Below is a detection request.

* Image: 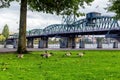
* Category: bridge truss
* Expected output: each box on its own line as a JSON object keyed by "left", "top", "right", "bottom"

{"left": 12, "top": 12, "right": 120, "bottom": 38}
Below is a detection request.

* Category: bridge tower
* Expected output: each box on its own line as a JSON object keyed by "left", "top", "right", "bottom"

{"left": 86, "top": 12, "right": 101, "bottom": 28}
{"left": 86, "top": 12, "right": 103, "bottom": 48}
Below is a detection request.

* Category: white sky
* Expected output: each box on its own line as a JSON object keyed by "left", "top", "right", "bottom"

{"left": 0, "top": 0, "right": 116, "bottom": 33}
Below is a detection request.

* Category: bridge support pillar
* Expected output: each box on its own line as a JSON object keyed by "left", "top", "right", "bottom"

{"left": 79, "top": 39, "right": 85, "bottom": 48}
{"left": 4, "top": 41, "right": 7, "bottom": 48}
{"left": 60, "top": 36, "right": 76, "bottom": 48}
{"left": 38, "top": 37, "right": 48, "bottom": 48}
{"left": 59, "top": 37, "right": 68, "bottom": 48}
{"left": 27, "top": 38, "right": 34, "bottom": 48}
{"left": 97, "top": 42, "right": 102, "bottom": 48}
{"left": 113, "top": 41, "right": 118, "bottom": 48}
{"left": 68, "top": 36, "right": 76, "bottom": 48}
{"left": 97, "top": 41, "right": 102, "bottom": 48}
{"left": 13, "top": 39, "right": 17, "bottom": 48}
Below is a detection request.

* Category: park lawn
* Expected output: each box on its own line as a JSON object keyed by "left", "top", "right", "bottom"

{"left": 0, "top": 50, "right": 120, "bottom": 80}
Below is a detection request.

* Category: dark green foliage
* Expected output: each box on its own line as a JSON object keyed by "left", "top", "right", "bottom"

{"left": 28, "top": 0, "right": 93, "bottom": 16}
{"left": 2, "top": 24, "right": 9, "bottom": 39}
{"left": 108, "top": 0, "right": 120, "bottom": 19}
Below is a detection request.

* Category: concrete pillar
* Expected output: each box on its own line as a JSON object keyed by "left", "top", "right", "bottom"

{"left": 59, "top": 37, "right": 68, "bottom": 48}
{"left": 38, "top": 40, "right": 43, "bottom": 48}
{"left": 13, "top": 39, "right": 17, "bottom": 48}
{"left": 68, "top": 37, "right": 76, "bottom": 48}
{"left": 38, "top": 37, "right": 48, "bottom": 48}
{"left": 79, "top": 39, "right": 85, "bottom": 48}
{"left": 113, "top": 41, "right": 118, "bottom": 48}
{"left": 27, "top": 38, "right": 34, "bottom": 48}
{"left": 4, "top": 41, "right": 7, "bottom": 48}
{"left": 97, "top": 42, "right": 102, "bottom": 48}
{"left": 96, "top": 38, "right": 103, "bottom": 48}
{"left": 60, "top": 36, "right": 76, "bottom": 48}
{"left": 113, "top": 37, "right": 120, "bottom": 48}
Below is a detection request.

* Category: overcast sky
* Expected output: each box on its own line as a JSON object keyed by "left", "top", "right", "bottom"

{"left": 0, "top": 0, "right": 116, "bottom": 33}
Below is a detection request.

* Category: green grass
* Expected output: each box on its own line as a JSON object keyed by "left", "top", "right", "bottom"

{"left": 0, "top": 50, "right": 120, "bottom": 80}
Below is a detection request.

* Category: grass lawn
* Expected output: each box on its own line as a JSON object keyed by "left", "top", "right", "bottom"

{"left": 0, "top": 50, "right": 120, "bottom": 80}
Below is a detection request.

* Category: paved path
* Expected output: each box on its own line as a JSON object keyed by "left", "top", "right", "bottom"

{"left": 0, "top": 48, "right": 120, "bottom": 53}
{"left": 0, "top": 48, "right": 16, "bottom": 53}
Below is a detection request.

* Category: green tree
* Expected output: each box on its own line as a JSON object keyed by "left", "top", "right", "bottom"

{"left": 0, "top": 0, "right": 93, "bottom": 53}
{"left": 0, "top": 34, "right": 5, "bottom": 41}
{"left": 108, "top": 0, "right": 120, "bottom": 19}
{"left": 2, "top": 24, "right": 9, "bottom": 39}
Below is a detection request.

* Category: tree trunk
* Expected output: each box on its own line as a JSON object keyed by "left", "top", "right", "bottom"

{"left": 17, "top": 0, "right": 27, "bottom": 53}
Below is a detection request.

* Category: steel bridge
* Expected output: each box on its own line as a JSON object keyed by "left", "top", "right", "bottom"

{"left": 6, "top": 12, "right": 120, "bottom": 49}
{"left": 10, "top": 12, "right": 120, "bottom": 38}
{"left": 9, "top": 12, "right": 120, "bottom": 38}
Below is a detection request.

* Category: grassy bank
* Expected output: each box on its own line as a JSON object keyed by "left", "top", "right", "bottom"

{"left": 0, "top": 50, "right": 120, "bottom": 80}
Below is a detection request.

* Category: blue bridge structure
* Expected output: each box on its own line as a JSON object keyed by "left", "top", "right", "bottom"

{"left": 6, "top": 12, "right": 120, "bottom": 49}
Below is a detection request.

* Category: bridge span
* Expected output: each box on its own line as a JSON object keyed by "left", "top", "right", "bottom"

{"left": 5, "top": 12, "right": 120, "bottom": 49}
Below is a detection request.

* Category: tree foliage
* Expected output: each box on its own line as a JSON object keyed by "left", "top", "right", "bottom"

{"left": 2, "top": 24, "right": 9, "bottom": 39}
{"left": 1, "top": 0, "right": 93, "bottom": 16}
{"left": 0, "top": 34, "right": 5, "bottom": 41}
{"left": 28, "top": 0, "right": 93, "bottom": 16}
{"left": 108, "top": 0, "right": 120, "bottom": 19}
